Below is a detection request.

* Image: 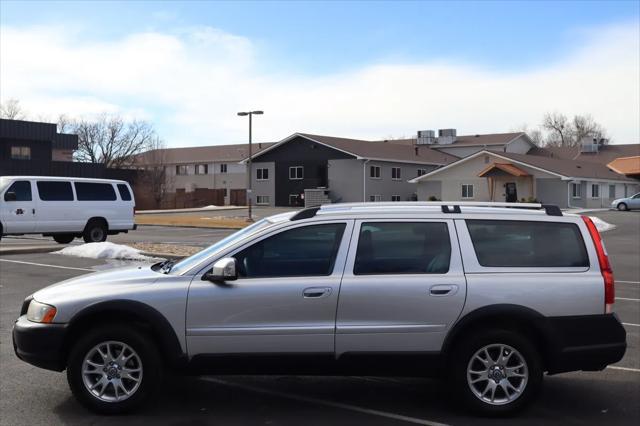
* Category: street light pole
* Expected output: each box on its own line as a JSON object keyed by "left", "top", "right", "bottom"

{"left": 237, "top": 110, "right": 263, "bottom": 222}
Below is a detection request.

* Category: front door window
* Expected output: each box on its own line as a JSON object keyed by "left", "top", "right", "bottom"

{"left": 505, "top": 182, "right": 518, "bottom": 202}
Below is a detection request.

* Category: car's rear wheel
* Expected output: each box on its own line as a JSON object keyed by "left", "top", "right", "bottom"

{"left": 67, "top": 325, "right": 162, "bottom": 414}
{"left": 83, "top": 220, "right": 108, "bottom": 243}
{"left": 53, "top": 234, "right": 75, "bottom": 244}
{"left": 617, "top": 203, "right": 628, "bottom": 211}
{"left": 451, "top": 329, "right": 542, "bottom": 416}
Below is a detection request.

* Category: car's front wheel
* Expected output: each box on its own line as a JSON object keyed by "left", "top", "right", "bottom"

{"left": 451, "top": 329, "right": 542, "bottom": 416}
{"left": 617, "top": 203, "right": 628, "bottom": 211}
{"left": 67, "top": 325, "right": 162, "bottom": 414}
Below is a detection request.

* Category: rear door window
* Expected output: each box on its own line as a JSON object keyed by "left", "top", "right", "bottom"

{"left": 74, "top": 182, "right": 117, "bottom": 201}
{"left": 117, "top": 184, "right": 132, "bottom": 201}
{"left": 466, "top": 220, "right": 588, "bottom": 267}
{"left": 37, "top": 181, "right": 74, "bottom": 201}
{"left": 4, "top": 181, "right": 32, "bottom": 201}
{"left": 354, "top": 222, "right": 451, "bottom": 275}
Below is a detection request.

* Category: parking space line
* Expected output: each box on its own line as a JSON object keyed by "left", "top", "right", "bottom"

{"left": 0, "top": 259, "right": 94, "bottom": 272}
{"left": 203, "top": 378, "right": 449, "bottom": 426}
{"left": 616, "top": 297, "right": 640, "bottom": 302}
{"left": 622, "top": 322, "right": 639, "bottom": 327}
{"left": 617, "top": 280, "right": 640, "bottom": 285}
{"left": 607, "top": 366, "right": 640, "bottom": 372}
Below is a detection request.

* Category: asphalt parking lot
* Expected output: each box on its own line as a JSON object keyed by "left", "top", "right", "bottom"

{"left": 0, "top": 211, "right": 638, "bottom": 425}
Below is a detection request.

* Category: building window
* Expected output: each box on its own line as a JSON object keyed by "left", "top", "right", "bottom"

{"left": 256, "top": 195, "right": 270, "bottom": 205}
{"left": 391, "top": 195, "right": 401, "bottom": 202}
{"left": 417, "top": 169, "right": 427, "bottom": 177}
{"left": 369, "top": 195, "right": 382, "bottom": 202}
{"left": 370, "top": 165, "right": 381, "bottom": 179}
{"left": 257, "top": 168, "right": 269, "bottom": 180}
{"left": 176, "top": 165, "right": 188, "bottom": 175}
{"left": 10, "top": 146, "right": 31, "bottom": 160}
{"left": 571, "top": 183, "right": 582, "bottom": 199}
{"left": 609, "top": 185, "right": 616, "bottom": 199}
{"left": 391, "top": 167, "right": 401, "bottom": 180}
{"left": 220, "top": 163, "right": 228, "bottom": 173}
{"left": 195, "top": 164, "right": 208, "bottom": 175}
{"left": 462, "top": 184, "right": 474, "bottom": 199}
{"left": 289, "top": 166, "right": 304, "bottom": 180}
{"left": 591, "top": 184, "right": 600, "bottom": 199}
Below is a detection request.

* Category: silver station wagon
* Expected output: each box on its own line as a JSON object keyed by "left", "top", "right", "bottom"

{"left": 13, "top": 202, "right": 626, "bottom": 416}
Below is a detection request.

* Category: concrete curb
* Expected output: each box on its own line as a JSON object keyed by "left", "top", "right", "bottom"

{"left": 140, "top": 251, "right": 187, "bottom": 260}
{"left": 137, "top": 206, "right": 248, "bottom": 215}
{"left": 0, "top": 246, "right": 59, "bottom": 256}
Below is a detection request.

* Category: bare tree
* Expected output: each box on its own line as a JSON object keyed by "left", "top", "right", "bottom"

{"left": 72, "top": 114, "right": 156, "bottom": 168}
{"left": 0, "top": 99, "right": 27, "bottom": 120}
{"left": 511, "top": 124, "right": 544, "bottom": 146}
{"left": 138, "top": 137, "right": 174, "bottom": 209}
{"left": 571, "top": 114, "right": 606, "bottom": 144}
{"left": 542, "top": 112, "right": 570, "bottom": 147}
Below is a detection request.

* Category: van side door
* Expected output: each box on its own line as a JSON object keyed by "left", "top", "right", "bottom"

{"left": 1, "top": 180, "right": 37, "bottom": 234}
{"left": 34, "top": 180, "right": 76, "bottom": 232}
{"left": 335, "top": 219, "right": 466, "bottom": 356}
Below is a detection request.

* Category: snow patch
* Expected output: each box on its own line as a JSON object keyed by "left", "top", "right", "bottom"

{"left": 589, "top": 216, "right": 616, "bottom": 233}
{"left": 56, "top": 242, "right": 154, "bottom": 261}
{"left": 202, "top": 205, "right": 219, "bottom": 209}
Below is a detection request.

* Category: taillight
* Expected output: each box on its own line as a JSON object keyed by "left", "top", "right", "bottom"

{"left": 582, "top": 216, "right": 615, "bottom": 313}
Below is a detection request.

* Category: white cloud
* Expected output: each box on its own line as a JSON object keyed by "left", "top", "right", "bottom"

{"left": 1, "top": 22, "right": 638, "bottom": 145}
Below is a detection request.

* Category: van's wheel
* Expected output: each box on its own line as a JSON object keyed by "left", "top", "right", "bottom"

{"left": 53, "top": 234, "right": 75, "bottom": 244}
{"left": 450, "top": 329, "right": 542, "bottom": 416}
{"left": 67, "top": 324, "right": 162, "bottom": 414}
{"left": 617, "top": 203, "right": 628, "bottom": 211}
{"left": 83, "top": 220, "right": 108, "bottom": 243}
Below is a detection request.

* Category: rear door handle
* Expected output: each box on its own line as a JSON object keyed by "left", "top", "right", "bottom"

{"left": 303, "top": 287, "right": 332, "bottom": 298}
{"left": 429, "top": 285, "right": 458, "bottom": 296}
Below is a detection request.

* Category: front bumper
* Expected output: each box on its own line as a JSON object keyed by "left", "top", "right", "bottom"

{"left": 546, "top": 313, "right": 626, "bottom": 374}
{"left": 12, "top": 315, "right": 67, "bottom": 372}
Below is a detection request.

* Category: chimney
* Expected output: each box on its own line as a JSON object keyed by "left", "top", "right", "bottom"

{"left": 580, "top": 136, "right": 599, "bottom": 153}
{"left": 437, "top": 129, "right": 457, "bottom": 145}
{"left": 416, "top": 130, "right": 436, "bottom": 145}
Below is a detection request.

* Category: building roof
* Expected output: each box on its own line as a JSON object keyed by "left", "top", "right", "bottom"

{"left": 381, "top": 132, "right": 526, "bottom": 148}
{"left": 137, "top": 142, "right": 276, "bottom": 165}
{"left": 410, "top": 149, "right": 637, "bottom": 183}
{"left": 607, "top": 156, "right": 640, "bottom": 176}
{"left": 247, "top": 133, "right": 459, "bottom": 166}
{"left": 0, "top": 118, "right": 78, "bottom": 150}
{"left": 529, "top": 144, "right": 640, "bottom": 165}
{"left": 478, "top": 162, "right": 530, "bottom": 177}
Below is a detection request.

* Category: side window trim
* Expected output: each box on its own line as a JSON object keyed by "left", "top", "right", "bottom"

{"left": 198, "top": 220, "right": 355, "bottom": 279}
{"left": 344, "top": 219, "right": 462, "bottom": 277}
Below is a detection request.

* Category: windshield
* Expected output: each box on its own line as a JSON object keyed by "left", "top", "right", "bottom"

{"left": 168, "top": 218, "right": 273, "bottom": 275}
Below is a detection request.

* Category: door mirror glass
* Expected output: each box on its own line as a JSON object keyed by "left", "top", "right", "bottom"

{"left": 4, "top": 191, "right": 17, "bottom": 202}
{"left": 203, "top": 258, "right": 238, "bottom": 282}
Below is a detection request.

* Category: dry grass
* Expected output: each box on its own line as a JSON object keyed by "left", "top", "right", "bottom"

{"left": 128, "top": 242, "right": 202, "bottom": 257}
{"left": 135, "top": 214, "right": 248, "bottom": 229}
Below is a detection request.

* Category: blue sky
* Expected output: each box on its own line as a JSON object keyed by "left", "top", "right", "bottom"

{"left": 1, "top": 1, "right": 638, "bottom": 146}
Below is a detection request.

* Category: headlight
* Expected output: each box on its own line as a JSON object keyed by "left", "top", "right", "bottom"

{"left": 26, "top": 300, "right": 57, "bottom": 323}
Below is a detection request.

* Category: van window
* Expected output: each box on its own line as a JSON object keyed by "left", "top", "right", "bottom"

{"left": 466, "top": 220, "right": 589, "bottom": 268}
{"left": 75, "top": 182, "right": 117, "bottom": 201}
{"left": 37, "top": 181, "right": 74, "bottom": 201}
{"left": 234, "top": 223, "right": 346, "bottom": 278}
{"left": 354, "top": 222, "right": 451, "bottom": 275}
{"left": 4, "top": 181, "right": 32, "bottom": 201}
{"left": 117, "top": 184, "right": 132, "bottom": 201}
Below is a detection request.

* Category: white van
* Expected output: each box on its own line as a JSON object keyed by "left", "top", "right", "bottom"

{"left": 0, "top": 176, "right": 136, "bottom": 244}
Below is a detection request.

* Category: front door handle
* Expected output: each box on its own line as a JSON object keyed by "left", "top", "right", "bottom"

{"left": 429, "top": 284, "right": 458, "bottom": 296}
{"left": 303, "top": 287, "right": 332, "bottom": 298}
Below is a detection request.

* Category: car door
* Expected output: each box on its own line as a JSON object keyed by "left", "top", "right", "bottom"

{"left": 186, "top": 220, "right": 353, "bottom": 357}
{"left": 1, "top": 180, "right": 37, "bottom": 234}
{"left": 335, "top": 219, "right": 466, "bottom": 356}
{"left": 630, "top": 193, "right": 640, "bottom": 209}
{"left": 34, "top": 180, "right": 76, "bottom": 232}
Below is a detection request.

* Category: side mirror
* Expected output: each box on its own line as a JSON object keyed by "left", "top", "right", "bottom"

{"left": 4, "top": 191, "right": 17, "bottom": 202}
{"left": 203, "top": 258, "right": 238, "bottom": 282}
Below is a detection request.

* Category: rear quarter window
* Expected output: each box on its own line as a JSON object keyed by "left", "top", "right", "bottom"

{"left": 74, "top": 182, "right": 117, "bottom": 201}
{"left": 466, "top": 220, "right": 588, "bottom": 268}
{"left": 37, "top": 181, "right": 74, "bottom": 201}
{"left": 117, "top": 184, "right": 132, "bottom": 201}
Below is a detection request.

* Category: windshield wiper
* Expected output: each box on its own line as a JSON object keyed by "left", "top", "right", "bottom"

{"left": 158, "top": 260, "right": 176, "bottom": 274}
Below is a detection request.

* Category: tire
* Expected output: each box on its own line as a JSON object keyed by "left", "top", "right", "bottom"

{"left": 450, "top": 329, "right": 543, "bottom": 416}
{"left": 617, "top": 203, "right": 628, "bottom": 211}
{"left": 67, "top": 324, "right": 162, "bottom": 414}
{"left": 53, "top": 234, "right": 75, "bottom": 244}
{"left": 83, "top": 220, "right": 108, "bottom": 243}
